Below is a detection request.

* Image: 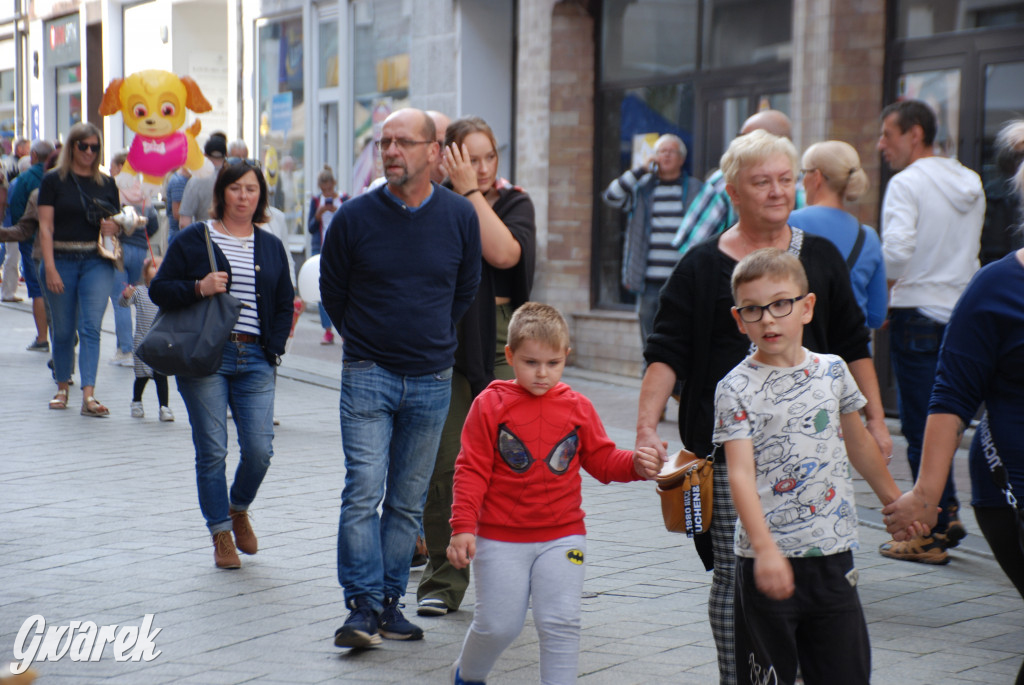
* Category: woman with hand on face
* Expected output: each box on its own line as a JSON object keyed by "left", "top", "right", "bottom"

{"left": 149, "top": 161, "right": 295, "bottom": 570}
{"left": 415, "top": 116, "right": 536, "bottom": 618}
{"left": 37, "top": 122, "right": 122, "bottom": 416}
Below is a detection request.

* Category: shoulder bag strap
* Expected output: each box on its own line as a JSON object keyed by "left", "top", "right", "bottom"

{"left": 204, "top": 221, "right": 218, "bottom": 273}
{"left": 846, "top": 219, "right": 867, "bottom": 271}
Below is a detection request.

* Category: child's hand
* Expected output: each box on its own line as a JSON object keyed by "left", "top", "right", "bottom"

{"left": 633, "top": 446, "right": 663, "bottom": 480}
{"left": 447, "top": 533, "right": 476, "bottom": 569}
{"left": 121, "top": 284, "right": 135, "bottom": 299}
{"left": 754, "top": 548, "right": 794, "bottom": 600}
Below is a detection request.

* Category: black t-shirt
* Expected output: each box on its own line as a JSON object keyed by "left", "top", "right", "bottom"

{"left": 37, "top": 170, "right": 119, "bottom": 243}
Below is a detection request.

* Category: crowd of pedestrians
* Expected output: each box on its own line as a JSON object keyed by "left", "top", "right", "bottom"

{"left": 4, "top": 96, "right": 1023, "bottom": 685}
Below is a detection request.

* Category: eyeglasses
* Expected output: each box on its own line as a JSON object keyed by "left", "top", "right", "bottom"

{"left": 375, "top": 138, "right": 433, "bottom": 151}
{"left": 76, "top": 141, "right": 101, "bottom": 153}
{"left": 800, "top": 168, "right": 817, "bottom": 175}
{"left": 735, "top": 295, "right": 807, "bottom": 323}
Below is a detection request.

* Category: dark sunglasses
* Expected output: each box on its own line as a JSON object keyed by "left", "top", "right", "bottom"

{"left": 76, "top": 141, "right": 101, "bottom": 153}
{"left": 228, "top": 157, "right": 262, "bottom": 170}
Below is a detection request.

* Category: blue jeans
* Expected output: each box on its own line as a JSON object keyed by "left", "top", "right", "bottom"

{"left": 110, "top": 244, "right": 147, "bottom": 353}
{"left": 310, "top": 244, "right": 332, "bottom": 331}
{"left": 20, "top": 240, "right": 41, "bottom": 298}
{"left": 337, "top": 361, "right": 452, "bottom": 611}
{"left": 176, "top": 342, "right": 276, "bottom": 535}
{"left": 889, "top": 308, "right": 958, "bottom": 531}
{"left": 43, "top": 253, "right": 115, "bottom": 387}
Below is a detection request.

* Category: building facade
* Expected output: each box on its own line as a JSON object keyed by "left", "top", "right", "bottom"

{"left": 10, "top": 0, "right": 1024, "bottom": 377}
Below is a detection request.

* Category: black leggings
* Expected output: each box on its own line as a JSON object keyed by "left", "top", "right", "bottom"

{"left": 974, "top": 505, "right": 1024, "bottom": 685}
{"left": 133, "top": 374, "right": 169, "bottom": 406}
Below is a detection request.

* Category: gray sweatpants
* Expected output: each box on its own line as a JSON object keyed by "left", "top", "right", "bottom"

{"left": 457, "top": 535, "right": 587, "bottom": 684}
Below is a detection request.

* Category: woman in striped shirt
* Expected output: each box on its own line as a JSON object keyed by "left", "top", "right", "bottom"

{"left": 150, "top": 161, "right": 295, "bottom": 570}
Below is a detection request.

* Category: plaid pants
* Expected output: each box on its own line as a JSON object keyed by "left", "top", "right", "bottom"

{"left": 710, "top": 457, "right": 738, "bottom": 685}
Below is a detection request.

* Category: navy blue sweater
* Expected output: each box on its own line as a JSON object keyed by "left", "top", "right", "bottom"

{"left": 149, "top": 221, "right": 295, "bottom": 364}
{"left": 320, "top": 184, "right": 482, "bottom": 376}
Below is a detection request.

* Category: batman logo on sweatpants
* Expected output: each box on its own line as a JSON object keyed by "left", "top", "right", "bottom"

{"left": 566, "top": 549, "right": 584, "bottom": 565}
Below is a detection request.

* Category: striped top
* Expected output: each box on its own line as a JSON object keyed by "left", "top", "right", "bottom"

{"left": 646, "top": 178, "right": 688, "bottom": 282}
{"left": 208, "top": 225, "right": 260, "bottom": 336}
{"left": 120, "top": 284, "right": 160, "bottom": 379}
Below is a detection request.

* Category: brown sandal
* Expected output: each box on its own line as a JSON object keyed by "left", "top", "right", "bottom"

{"left": 81, "top": 396, "right": 110, "bottom": 417}
{"left": 49, "top": 388, "right": 69, "bottom": 410}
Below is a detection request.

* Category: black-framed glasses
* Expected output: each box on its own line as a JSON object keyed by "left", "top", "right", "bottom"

{"left": 375, "top": 138, "right": 432, "bottom": 151}
{"left": 76, "top": 141, "right": 101, "bottom": 153}
{"left": 736, "top": 295, "right": 807, "bottom": 323}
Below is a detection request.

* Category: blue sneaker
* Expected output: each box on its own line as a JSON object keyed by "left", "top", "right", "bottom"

{"left": 378, "top": 596, "right": 424, "bottom": 640}
{"left": 334, "top": 596, "right": 382, "bottom": 649}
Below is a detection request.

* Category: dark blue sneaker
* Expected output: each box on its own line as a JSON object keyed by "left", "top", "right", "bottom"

{"left": 334, "top": 596, "right": 382, "bottom": 649}
{"left": 378, "top": 596, "right": 424, "bottom": 640}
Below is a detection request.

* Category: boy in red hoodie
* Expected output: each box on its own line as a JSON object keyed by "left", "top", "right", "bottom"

{"left": 447, "top": 302, "right": 662, "bottom": 685}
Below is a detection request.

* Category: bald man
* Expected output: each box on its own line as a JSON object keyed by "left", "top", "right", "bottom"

{"left": 672, "top": 109, "right": 804, "bottom": 255}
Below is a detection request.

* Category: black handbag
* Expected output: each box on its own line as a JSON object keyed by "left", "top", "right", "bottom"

{"left": 137, "top": 224, "right": 244, "bottom": 377}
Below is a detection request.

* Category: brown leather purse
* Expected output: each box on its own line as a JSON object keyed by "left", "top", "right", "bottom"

{"left": 655, "top": 447, "right": 714, "bottom": 537}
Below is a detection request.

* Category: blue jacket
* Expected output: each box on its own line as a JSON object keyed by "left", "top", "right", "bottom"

{"left": 9, "top": 163, "right": 44, "bottom": 224}
{"left": 149, "top": 221, "right": 295, "bottom": 364}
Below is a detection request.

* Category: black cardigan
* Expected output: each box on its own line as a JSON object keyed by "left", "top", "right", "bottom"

{"left": 646, "top": 231, "right": 871, "bottom": 459}
{"left": 455, "top": 185, "right": 537, "bottom": 396}
{"left": 149, "top": 221, "right": 295, "bottom": 364}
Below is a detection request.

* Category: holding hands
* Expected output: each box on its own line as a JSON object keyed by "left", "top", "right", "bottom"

{"left": 634, "top": 446, "right": 664, "bottom": 480}
{"left": 881, "top": 488, "right": 939, "bottom": 541}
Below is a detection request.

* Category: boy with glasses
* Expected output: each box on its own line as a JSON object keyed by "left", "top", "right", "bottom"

{"left": 446, "top": 302, "right": 661, "bottom": 685}
{"left": 712, "top": 248, "right": 900, "bottom": 685}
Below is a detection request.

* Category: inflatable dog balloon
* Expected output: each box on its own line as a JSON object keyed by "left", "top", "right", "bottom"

{"left": 100, "top": 70, "right": 214, "bottom": 203}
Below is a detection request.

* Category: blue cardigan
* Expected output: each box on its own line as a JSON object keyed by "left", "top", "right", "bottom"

{"left": 149, "top": 221, "right": 295, "bottom": 364}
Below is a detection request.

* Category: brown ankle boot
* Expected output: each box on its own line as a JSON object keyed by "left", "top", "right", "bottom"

{"left": 213, "top": 530, "right": 241, "bottom": 569}
{"left": 230, "top": 508, "right": 258, "bottom": 555}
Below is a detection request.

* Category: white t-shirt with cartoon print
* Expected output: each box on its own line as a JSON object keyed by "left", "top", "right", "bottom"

{"left": 713, "top": 349, "right": 867, "bottom": 558}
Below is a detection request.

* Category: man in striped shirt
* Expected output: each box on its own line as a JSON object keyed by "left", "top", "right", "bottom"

{"left": 602, "top": 134, "right": 701, "bottom": 349}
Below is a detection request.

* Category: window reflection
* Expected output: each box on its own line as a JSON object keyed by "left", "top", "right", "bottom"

{"left": 601, "top": 0, "right": 697, "bottom": 83}
{"left": 897, "top": 0, "right": 1024, "bottom": 38}
{"left": 703, "top": 0, "right": 791, "bottom": 68}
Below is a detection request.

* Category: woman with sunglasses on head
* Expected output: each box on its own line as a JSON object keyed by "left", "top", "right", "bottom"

{"left": 788, "top": 141, "right": 887, "bottom": 330}
{"left": 637, "top": 130, "right": 891, "bottom": 685}
{"left": 150, "top": 161, "right": 295, "bottom": 569}
{"left": 37, "top": 122, "right": 122, "bottom": 416}
{"left": 415, "top": 116, "right": 536, "bottom": 618}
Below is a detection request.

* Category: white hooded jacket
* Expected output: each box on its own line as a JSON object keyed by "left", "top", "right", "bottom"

{"left": 881, "top": 156, "right": 985, "bottom": 322}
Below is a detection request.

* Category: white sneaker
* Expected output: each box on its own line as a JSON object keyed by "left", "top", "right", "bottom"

{"left": 159, "top": 406, "right": 175, "bottom": 422}
{"left": 109, "top": 350, "right": 133, "bottom": 366}
{"left": 130, "top": 401, "right": 144, "bottom": 418}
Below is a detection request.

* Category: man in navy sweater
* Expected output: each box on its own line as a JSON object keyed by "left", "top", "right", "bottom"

{"left": 321, "top": 108, "right": 482, "bottom": 649}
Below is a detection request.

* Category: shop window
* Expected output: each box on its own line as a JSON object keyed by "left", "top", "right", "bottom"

{"left": 897, "top": 69, "right": 961, "bottom": 159}
{"left": 56, "top": 65, "right": 82, "bottom": 141}
{"left": 319, "top": 19, "right": 339, "bottom": 88}
{"left": 257, "top": 16, "right": 305, "bottom": 232}
{"left": 600, "top": 0, "right": 697, "bottom": 83}
{"left": 595, "top": 83, "right": 696, "bottom": 308}
{"left": 350, "top": 0, "right": 410, "bottom": 195}
{"left": 897, "top": 0, "right": 1024, "bottom": 38}
{"left": 702, "top": 0, "right": 791, "bottom": 68}
{"left": 0, "top": 69, "right": 14, "bottom": 143}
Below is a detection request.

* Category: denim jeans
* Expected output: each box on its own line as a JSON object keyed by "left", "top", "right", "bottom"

{"left": 176, "top": 342, "right": 276, "bottom": 535}
{"left": 19, "top": 239, "right": 41, "bottom": 298}
{"left": 110, "top": 243, "right": 148, "bottom": 353}
{"left": 43, "top": 253, "right": 116, "bottom": 387}
{"left": 337, "top": 361, "right": 452, "bottom": 611}
{"left": 889, "top": 308, "right": 958, "bottom": 530}
{"left": 309, "top": 244, "right": 332, "bottom": 331}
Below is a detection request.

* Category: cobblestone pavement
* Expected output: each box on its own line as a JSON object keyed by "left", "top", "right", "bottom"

{"left": 1, "top": 296, "right": 1021, "bottom": 684}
